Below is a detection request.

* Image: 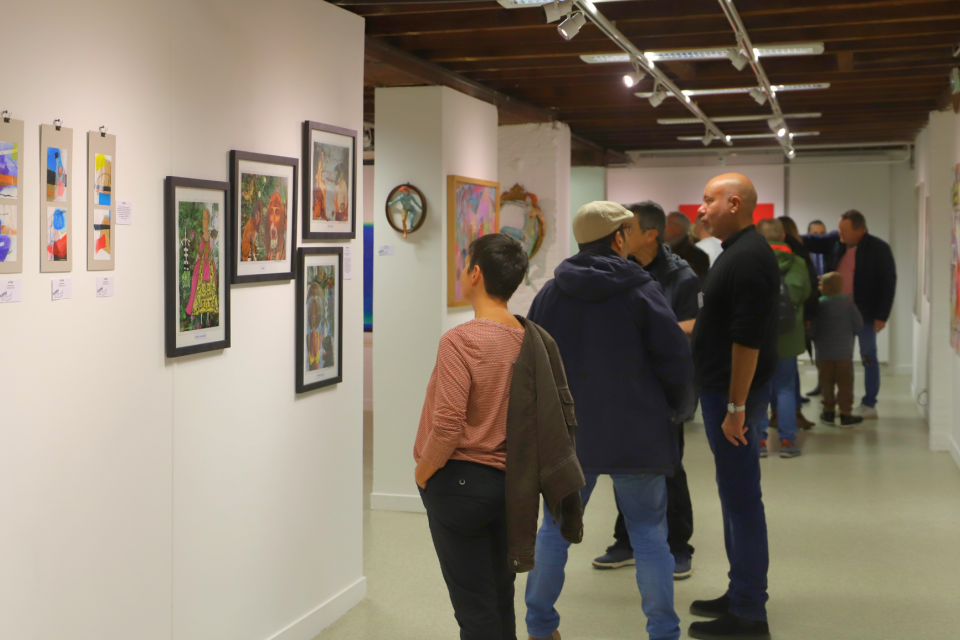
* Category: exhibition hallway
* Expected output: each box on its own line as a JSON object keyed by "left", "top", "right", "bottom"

{"left": 317, "top": 368, "right": 960, "bottom": 640}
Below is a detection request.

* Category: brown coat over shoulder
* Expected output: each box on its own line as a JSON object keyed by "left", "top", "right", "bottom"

{"left": 506, "top": 316, "right": 586, "bottom": 573}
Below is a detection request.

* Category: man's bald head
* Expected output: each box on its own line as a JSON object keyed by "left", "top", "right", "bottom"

{"left": 698, "top": 173, "right": 759, "bottom": 241}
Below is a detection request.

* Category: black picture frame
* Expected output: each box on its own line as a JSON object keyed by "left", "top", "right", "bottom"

{"left": 164, "top": 176, "right": 232, "bottom": 358}
{"left": 296, "top": 246, "right": 344, "bottom": 393}
{"left": 302, "top": 120, "right": 357, "bottom": 241}
{"left": 229, "top": 150, "right": 299, "bottom": 284}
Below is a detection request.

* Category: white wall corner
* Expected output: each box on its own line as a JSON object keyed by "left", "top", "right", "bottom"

{"left": 950, "top": 437, "right": 960, "bottom": 472}
{"left": 267, "top": 577, "right": 367, "bottom": 640}
{"left": 894, "top": 364, "right": 914, "bottom": 376}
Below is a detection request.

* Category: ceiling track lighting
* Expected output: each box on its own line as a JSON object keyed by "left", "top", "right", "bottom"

{"left": 726, "top": 47, "right": 750, "bottom": 71}
{"left": 787, "top": 147, "right": 797, "bottom": 159}
{"left": 648, "top": 85, "right": 668, "bottom": 108}
{"left": 580, "top": 42, "right": 824, "bottom": 65}
{"left": 622, "top": 57, "right": 645, "bottom": 88}
{"left": 657, "top": 113, "right": 821, "bottom": 125}
{"left": 677, "top": 132, "right": 819, "bottom": 142}
{"left": 557, "top": 11, "right": 586, "bottom": 40}
{"left": 748, "top": 87, "right": 767, "bottom": 105}
{"left": 702, "top": 129, "right": 716, "bottom": 146}
{"left": 542, "top": 0, "right": 573, "bottom": 23}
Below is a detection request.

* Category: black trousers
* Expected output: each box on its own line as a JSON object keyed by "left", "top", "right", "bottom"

{"left": 419, "top": 460, "right": 517, "bottom": 640}
{"left": 613, "top": 423, "right": 694, "bottom": 557}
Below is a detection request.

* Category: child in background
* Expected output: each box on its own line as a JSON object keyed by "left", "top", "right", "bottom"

{"left": 811, "top": 272, "right": 865, "bottom": 427}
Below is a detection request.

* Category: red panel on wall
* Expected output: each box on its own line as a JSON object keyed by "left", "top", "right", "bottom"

{"left": 678, "top": 203, "right": 775, "bottom": 225}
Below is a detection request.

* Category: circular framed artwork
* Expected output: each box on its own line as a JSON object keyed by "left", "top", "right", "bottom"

{"left": 385, "top": 183, "right": 427, "bottom": 238}
{"left": 500, "top": 183, "right": 545, "bottom": 259}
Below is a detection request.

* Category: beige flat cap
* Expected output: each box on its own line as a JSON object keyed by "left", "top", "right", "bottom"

{"left": 573, "top": 201, "right": 634, "bottom": 244}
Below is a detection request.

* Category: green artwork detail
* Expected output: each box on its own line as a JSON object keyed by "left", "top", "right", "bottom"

{"left": 178, "top": 201, "right": 221, "bottom": 332}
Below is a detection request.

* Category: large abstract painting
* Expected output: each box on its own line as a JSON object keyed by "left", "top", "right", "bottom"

{"left": 447, "top": 175, "right": 500, "bottom": 307}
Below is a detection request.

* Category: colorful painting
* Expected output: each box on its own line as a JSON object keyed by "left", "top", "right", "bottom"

{"left": 386, "top": 184, "right": 426, "bottom": 238}
{"left": 500, "top": 183, "right": 545, "bottom": 260}
{"left": 311, "top": 142, "right": 350, "bottom": 223}
{"left": 0, "top": 204, "right": 16, "bottom": 262}
{"left": 178, "top": 202, "right": 220, "bottom": 332}
{"left": 952, "top": 165, "right": 960, "bottom": 354}
{"left": 447, "top": 176, "right": 500, "bottom": 307}
{"left": 93, "top": 209, "right": 111, "bottom": 261}
{"left": 46, "top": 147, "right": 68, "bottom": 202}
{"left": 46, "top": 206, "right": 68, "bottom": 261}
{"left": 95, "top": 153, "right": 112, "bottom": 206}
{"left": 240, "top": 172, "right": 288, "bottom": 262}
{"left": 0, "top": 141, "right": 17, "bottom": 198}
{"left": 305, "top": 264, "right": 337, "bottom": 372}
{"left": 363, "top": 222, "right": 373, "bottom": 331}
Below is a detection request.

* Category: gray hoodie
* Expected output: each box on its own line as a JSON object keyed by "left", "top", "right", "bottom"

{"left": 810, "top": 295, "right": 864, "bottom": 361}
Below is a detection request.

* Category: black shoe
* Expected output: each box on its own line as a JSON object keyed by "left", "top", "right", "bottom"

{"left": 688, "top": 613, "right": 770, "bottom": 640}
{"left": 840, "top": 414, "right": 864, "bottom": 427}
{"left": 800, "top": 396, "right": 811, "bottom": 404}
{"left": 820, "top": 411, "right": 835, "bottom": 426}
{"left": 690, "top": 594, "right": 729, "bottom": 619}
{"left": 806, "top": 385, "right": 822, "bottom": 397}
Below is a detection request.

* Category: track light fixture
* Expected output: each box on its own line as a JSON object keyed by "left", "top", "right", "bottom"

{"left": 748, "top": 87, "right": 767, "bottom": 105}
{"left": 767, "top": 118, "right": 787, "bottom": 137}
{"left": 787, "top": 148, "right": 796, "bottom": 159}
{"left": 702, "top": 130, "right": 716, "bottom": 146}
{"left": 543, "top": 0, "right": 573, "bottom": 23}
{"left": 557, "top": 12, "right": 586, "bottom": 40}
{"left": 726, "top": 48, "right": 750, "bottom": 71}
{"left": 623, "top": 58, "right": 645, "bottom": 88}
{"left": 648, "top": 85, "right": 668, "bottom": 108}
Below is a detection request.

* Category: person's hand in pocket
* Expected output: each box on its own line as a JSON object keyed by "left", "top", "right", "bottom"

{"left": 415, "top": 458, "right": 439, "bottom": 489}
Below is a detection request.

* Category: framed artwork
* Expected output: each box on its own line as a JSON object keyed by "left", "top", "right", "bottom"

{"left": 87, "top": 130, "right": 116, "bottom": 270}
{"left": 501, "top": 183, "right": 545, "bottom": 259}
{"left": 296, "top": 247, "right": 343, "bottom": 392}
{"left": 952, "top": 165, "right": 960, "bottom": 354}
{"left": 302, "top": 120, "right": 356, "bottom": 240}
{"left": 385, "top": 183, "right": 426, "bottom": 238}
{"left": 0, "top": 116, "right": 24, "bottom": 274}
{"left": 40, "top": 123, "right": 73, "bottom": 273}
{"left": 447, "top": 175, "right": 500, "bottom": 307}
{"left": 229, "top": 150, "right": 298, "bottom": 283}
{"left": 164, "top": 176, "right": 231, "bottom": 358}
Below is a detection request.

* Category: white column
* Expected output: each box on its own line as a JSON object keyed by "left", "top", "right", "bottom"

{"left": 371, "top": 86, "right": 498, "bottom": 512}
{"left": 498, "top": 123, "right": 572, "bottom": 316}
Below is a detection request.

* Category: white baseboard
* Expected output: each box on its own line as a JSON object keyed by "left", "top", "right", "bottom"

{"left": 894, "top": 364, "right": 913, "bottom": 376}
{"left": 267, "top": 576, "right": 367, "bottom": 640}
{"left": 951, "top": 437, "right": 960, "bottom": 472}
{"left": 370, "top": 492, "right": 426, "bottom": 513}
{"left": 930, "top": 433, "right": 952, "bottom": 452}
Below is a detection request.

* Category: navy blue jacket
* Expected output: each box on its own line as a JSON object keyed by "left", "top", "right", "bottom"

{"left": 527, "top": 245, "right": 695, "bottom": 476}
{"left": 632, "top": 244, "right": 701, "bottom": 323}
{"left": 801, "top": 231, "right": 897, "bottom": 324}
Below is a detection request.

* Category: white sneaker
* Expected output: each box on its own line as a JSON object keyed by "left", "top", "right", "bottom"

{"left": 859, "top": 405, "right": 879, "bottom": 420}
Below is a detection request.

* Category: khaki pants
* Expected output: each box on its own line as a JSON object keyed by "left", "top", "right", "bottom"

{"left": 817, "top": 359, "right": 854, "bottom": 415}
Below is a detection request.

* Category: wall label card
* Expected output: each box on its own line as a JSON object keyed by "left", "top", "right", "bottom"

{"left": 344, "top": 246, "right": 352, "bottom": 280}
{"left": 377, "top": 244, "right": 394, "bottom": 257}
{"left": 117, "top": 200, "right": 133, "bottom": 225}
{"left": 51, "top": 277, "right": 72, "bottom": 301}
{"left": 0, "top": 278, "right": 21, "bottom": 303}
{"left": 96, "top": 276, "right": 114, "bottom": 297}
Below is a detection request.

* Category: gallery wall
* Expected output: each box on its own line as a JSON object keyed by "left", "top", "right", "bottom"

{"left": 0, "top": 2, "right": 366, "bottom": 640}
{"left": 570, "top": 166, "right": 607, "bottom": 256}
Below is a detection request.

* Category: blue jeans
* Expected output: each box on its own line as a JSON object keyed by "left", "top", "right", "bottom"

{"left": 858, "top": 324, "right": 879, "bottom": 408}
{"left": 525, "top": 474, "right": 679, "bottom": 640}
{"left": 760, "top": 358, "right": 799, "bottom": 444}
{"left": 700, "top": 387, "right": 770, "bottom": 622}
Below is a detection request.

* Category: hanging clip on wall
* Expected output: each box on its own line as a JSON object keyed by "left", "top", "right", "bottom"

{"left": 54, "top": 119, "right": 63, "bottom": 131}
{"left": 1, "top": 110, "right": 10, "bottom": 123}
{"left": 100, "top": 125, "right": 108, "bottom": 138}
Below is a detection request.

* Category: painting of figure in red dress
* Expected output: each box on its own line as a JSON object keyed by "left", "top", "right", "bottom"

{"left": 178, "top": 202, "right": 220, "bottom": 331}
{"left": 312, "top": 142, "right": 350, "bottom": 222}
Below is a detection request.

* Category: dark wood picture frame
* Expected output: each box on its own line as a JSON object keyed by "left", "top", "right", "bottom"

{"left": 229, "top": 150, "right": 299, "bottom": 284}
{"left": 296, "top": 246, "right": 344, "bottom": 393}
{"left": 164, "top": 176, "right": 232, "bottom": 358}
{"left": 385, "top": 183, "right": 427, "bottom": 238}
{"left": 302, "top": 120, "right": 357, "bottom": 241}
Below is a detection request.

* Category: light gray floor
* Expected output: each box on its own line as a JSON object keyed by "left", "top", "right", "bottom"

{"left": 319, "top": 368, "right": 960, "bottom": 639}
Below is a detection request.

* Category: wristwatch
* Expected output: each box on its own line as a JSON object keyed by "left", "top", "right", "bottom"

{"left": 727, "top": 403, "right": 746, "bottom": 414}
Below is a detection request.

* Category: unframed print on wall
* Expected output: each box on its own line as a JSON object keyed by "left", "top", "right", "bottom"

{"left": 0, "top": 118, "right": 24, "bottom": 273}
{"left": 447, "top": 175, "right": 500, "bottom": 307}
{"left": 952, "top": 165, "right": 960, "bottom": 354}
{"left": 296, "top": 247, "right": 343, "bottom": 392}
{"left": 230, "top": 151, "right": 298, "bottom": 283}
{"left": 40, "top": 123, "right": 73, "bottom": 273}
{"left": 87, "top": 131, "right": 116, "bottom": 270}
{"left": 302, "top": 120, "right": 357, "bottom": 240}
{"left": 164, "top": 177, "right": 231, "bottom": 358}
